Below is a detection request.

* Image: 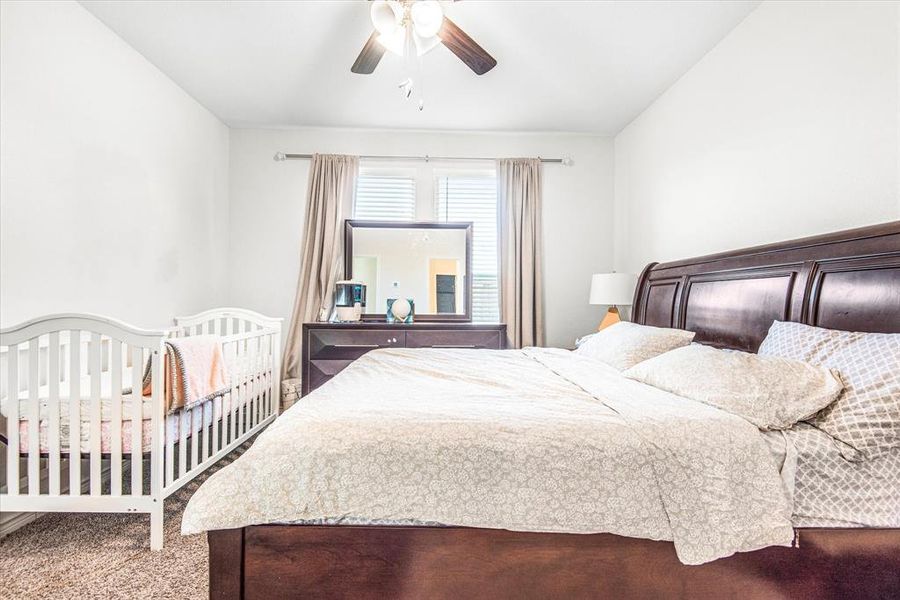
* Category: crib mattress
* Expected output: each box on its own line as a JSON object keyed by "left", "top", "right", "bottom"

{"left": 1, "top": 376, "right": 271, "bottom": 454}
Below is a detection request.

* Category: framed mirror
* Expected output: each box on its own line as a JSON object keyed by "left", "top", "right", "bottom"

{"left": 344, "top": 220, "right": 473, "bottom": 322}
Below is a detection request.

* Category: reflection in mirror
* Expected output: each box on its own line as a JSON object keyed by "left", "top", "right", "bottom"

{"left": 347, "top": 222, "right": 471, "bottom": 321}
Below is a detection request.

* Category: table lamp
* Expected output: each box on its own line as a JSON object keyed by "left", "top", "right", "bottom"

{"left": 589, "top": 273, "right": 638, "bottom": 330}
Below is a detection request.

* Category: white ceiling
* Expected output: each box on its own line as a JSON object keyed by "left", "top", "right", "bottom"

{"left": 79, "top": 0, "right": 760, "bottom": 134}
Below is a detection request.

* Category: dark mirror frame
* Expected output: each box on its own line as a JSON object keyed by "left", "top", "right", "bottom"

{"left": 344, "top": 220, "right": 474, "bottom": 322}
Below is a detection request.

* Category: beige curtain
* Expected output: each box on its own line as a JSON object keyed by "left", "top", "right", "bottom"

{"left": 498, "top": 158, "right": 544, "bottom": 348}
{"left": 282, "top": 154, "right": 359, "bottom": 379}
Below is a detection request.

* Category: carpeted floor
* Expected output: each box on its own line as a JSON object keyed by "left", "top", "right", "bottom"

{"left": 0, "top": 443, "right": 250, "bottom": 600}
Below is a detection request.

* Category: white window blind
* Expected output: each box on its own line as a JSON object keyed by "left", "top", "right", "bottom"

{"left": 435, "top": 174, "right": 500, "bottom": 323}
{"left": 354, "top": 175, "right": 416, "bottom": 221}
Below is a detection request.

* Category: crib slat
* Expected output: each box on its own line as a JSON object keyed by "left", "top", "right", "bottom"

{"left": 166, "top": 343, "right": 175, "bottom": 484}
{"left": 26, "top": 340, "right": 40, "bottom": 495}
{"left": 48, "top": 332, "right": 61, "bottom": 495}
{"left": 268, "top": 333, "right": 275, "bottom": 417}
{"left": 258, "top": 335, "right": 265, "bottom": 422}
{"left": 262, "top": 334, "right": 269, "bottom": 420}
{"left": 201, "top": 401, "right": 210, "bottom": 463}
{"left": 265, "top": 333, "right": 272, "bottom": 418}
{"left": 261, "top": 334, "right": 269, "bottom": 419}
{"left": 131, "top": 346, "right": 143, "bottom": 496}
{"left": 6, "top": 344, "right": 19, "bottom": 495}
{"left": 149, "top": 346, "right": 163, "bottom": 509}
{"left": 110, "top": 340, "right": 123, "bottom": 496}
{"left": 249, "top": 336, "right": 259, "bottom": 429}
{"left": 69, "top": 332, "right": 81, "bottom": 496}
{"left": 190, "top": 405, "right": 200, "bottom": 470}
{"left": 260, "top": 335, "right": 268, "bottom": 419}
{"left": 89, "top": 333, "right": 102, "bottom": 496}
{"left": 237, "top": 339, "right": 246, "bottom": 436}
{"left": 178, "top": 402, "right": 188, "bottom": 479}
{"left": 166, "top": 413, "right": 175, "bottom": 487}
{"left": 233, "top": 338, "right": 241, "bottom": 442}
{"left": 211, "top": 391, "right": 220, "bottom": 456}
{"left": 245, "top": 338, "right": 254, "bottom": 432}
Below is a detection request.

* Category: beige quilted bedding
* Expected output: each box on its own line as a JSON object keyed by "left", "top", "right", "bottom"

{"left": 181, "top": 347, "right": 794, "bottom": 565}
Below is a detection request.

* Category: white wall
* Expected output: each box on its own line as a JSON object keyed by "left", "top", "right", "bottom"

{"left": 228, "top": 128, "right": 614, "bottom": 348}
{"left": 614, "top": 0, "right": 900, "bottom": 273}
{"left": 0, "top": 0, "right": 230, "bottom": 329}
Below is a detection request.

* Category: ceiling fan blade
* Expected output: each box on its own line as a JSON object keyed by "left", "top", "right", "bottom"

{"left": 437, "top": 17, "right": 497, "bottom": 75}
{"left": 351, "top": 31, "right": 386, "bottom": 74}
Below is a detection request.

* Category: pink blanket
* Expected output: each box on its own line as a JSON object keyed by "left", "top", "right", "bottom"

{"left": 143, "top": 336, "right": 228, "bottom": 413}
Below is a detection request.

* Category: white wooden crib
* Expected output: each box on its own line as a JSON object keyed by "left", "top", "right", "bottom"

{"left": 0, "top": 308, "right": 281, "bottom": 550}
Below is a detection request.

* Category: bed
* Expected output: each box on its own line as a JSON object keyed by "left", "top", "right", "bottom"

{"left": 199, "top": 222, "right": 899, "bottom": 599}
{"left": 0, "top": 307, "right": 282, "bottom": 550}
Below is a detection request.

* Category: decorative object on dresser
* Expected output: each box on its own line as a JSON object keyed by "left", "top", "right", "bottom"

{"left": 301, "top": 322, "right": 505, "bottom": 396}
{"left": 589, "top": 272, "right": 638, "bottom": 330}
{"left": 386, "top": 296, "right": 414, "bottom": 323}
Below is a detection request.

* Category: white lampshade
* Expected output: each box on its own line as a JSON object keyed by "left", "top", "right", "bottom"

{"left": 589, "top": 273, "right": 637, "bottom": 306}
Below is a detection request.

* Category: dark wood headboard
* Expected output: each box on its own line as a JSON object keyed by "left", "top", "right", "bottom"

{"left": 632, "top": 221, "right": 900, "bottom": 352}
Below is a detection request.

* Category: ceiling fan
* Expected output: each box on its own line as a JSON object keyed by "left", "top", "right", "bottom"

{"left": 351, "top": 0, "right": 497, "bottom": 76}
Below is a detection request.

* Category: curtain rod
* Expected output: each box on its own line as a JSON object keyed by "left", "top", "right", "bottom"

{"left": 273, "top": 152, "right": 573, "bottom": 165}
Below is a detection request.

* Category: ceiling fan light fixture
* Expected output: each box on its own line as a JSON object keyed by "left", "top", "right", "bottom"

{"left": 370, "top": 0, "right": 400, "bottom": 36}
{"left": 411, "top": 0, "right": 443, "bottom": 38}
{"left": 377, "top": 28, "right": 441, "bottom": 58}
{"left": 416, "top": 34, "right": 441, "bottom": 55}
{"left": 376, "top": 29, "right": 406, "bottom": 56}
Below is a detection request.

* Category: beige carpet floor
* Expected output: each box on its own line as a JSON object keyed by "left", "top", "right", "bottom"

{"left": 0, "top": 443, "right": 250, "bottom": 600}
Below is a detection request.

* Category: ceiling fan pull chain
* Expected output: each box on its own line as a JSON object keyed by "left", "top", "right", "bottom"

{"left": 416, "top": 54, "right": 426, "bottom": 111}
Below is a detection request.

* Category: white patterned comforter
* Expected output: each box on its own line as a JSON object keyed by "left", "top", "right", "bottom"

{"left": 181, "top": 347, "right": 795, "bottom": 565}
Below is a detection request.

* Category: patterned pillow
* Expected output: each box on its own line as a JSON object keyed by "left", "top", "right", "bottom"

{"left": 624, "top": 344, "right": 844, "bottom": 430}
{"left": 574, "top": 321, "right": 695, "bottom": 371}
{"left": 757, "top": 321, "right": 900, "bottom": 460}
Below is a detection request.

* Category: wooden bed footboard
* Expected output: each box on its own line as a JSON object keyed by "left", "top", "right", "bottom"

{"left": 209, "top": 525, "right": 900, "bottom": 600}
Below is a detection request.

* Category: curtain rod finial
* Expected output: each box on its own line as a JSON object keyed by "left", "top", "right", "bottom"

{"left": 562, "top": 155, "right": 575, "bottom": 167}
{"left": 274, "top": 152, "right": 286, "bottom": 162}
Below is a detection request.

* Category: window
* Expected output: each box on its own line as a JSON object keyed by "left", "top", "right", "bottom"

{"left": 353, "top": 165, "right": 501, "bottom": 323}
{"left": 435, "top": 173, "right": 500, "bottom": 323}
{"left": 353, "top": 174, "right": 416, "bottom": 221}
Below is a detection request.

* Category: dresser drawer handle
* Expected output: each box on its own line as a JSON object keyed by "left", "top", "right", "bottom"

{"left": 333, "top": 344, "right": 379, "bottom": 349}
{"left": 430, "top": 344, "right": 479, "bottom": 348}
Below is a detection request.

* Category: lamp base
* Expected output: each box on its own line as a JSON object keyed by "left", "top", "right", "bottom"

{"left": 597, "top": 306, "right": 621, "bottom": 331}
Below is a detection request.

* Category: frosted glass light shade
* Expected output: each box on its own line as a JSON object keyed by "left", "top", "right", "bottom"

{"left": 371, "top": 1, "right": 399, "bottom": 35}
{"left": 411, "top": 1, "right": 443, "bottom": 38}
{"left": 589, "top": 273, "right": 638, "bottom": 306}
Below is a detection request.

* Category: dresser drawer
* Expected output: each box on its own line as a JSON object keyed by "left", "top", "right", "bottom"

{"left": 302, "top": 324, "right": 505, "bottom": 396}
{"left": 405, "top": 329, "right": 502, "bottom": 349}
{"left": 307, "top": 329, "right": 404, "bottom": 360}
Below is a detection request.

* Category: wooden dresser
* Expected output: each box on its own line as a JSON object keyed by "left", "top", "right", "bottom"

{"left": 301, "top": 322, "right": 506, "bottom": 396}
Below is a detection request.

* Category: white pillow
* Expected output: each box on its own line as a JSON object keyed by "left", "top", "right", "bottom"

{"left": 574, "top": 321, "right": 695, "bottom": 371}
{"left": 758, "top": 321, "right": 900, "bottom": 459}
{"left": 624, "top": 344, "right": 844, "bottom": 430}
